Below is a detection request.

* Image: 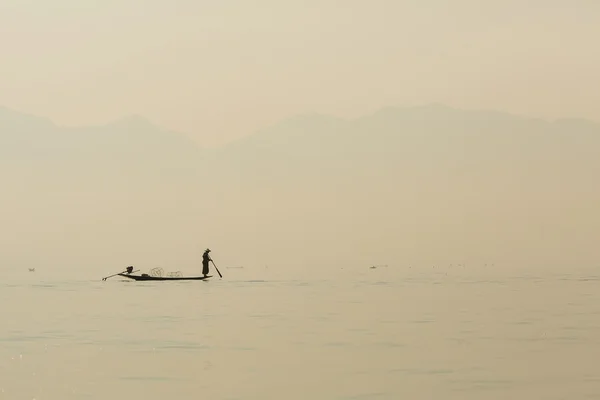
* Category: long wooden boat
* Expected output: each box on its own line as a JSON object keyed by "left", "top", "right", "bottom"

{"left": 118, "top": 273, "right": 212, "bottom": 281}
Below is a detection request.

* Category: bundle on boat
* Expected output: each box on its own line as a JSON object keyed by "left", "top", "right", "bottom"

{"left": 147, "top": 268, "right": 183, "bottom": 278}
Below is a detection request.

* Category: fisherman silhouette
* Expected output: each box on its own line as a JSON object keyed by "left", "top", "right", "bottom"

{"left": 202, "top": 249, "right": 212, "bottom": 277}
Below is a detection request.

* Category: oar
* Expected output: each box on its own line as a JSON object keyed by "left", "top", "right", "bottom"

{"left": 102, "top": 269, "right": 139, "bottom": 281}
{"left": 211, "top": 260, "right": 223, "bottom": 278}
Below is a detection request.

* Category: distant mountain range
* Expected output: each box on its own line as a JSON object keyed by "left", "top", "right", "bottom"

{"left": 1, "top": 103, "right": 599, "bottom": 270}
{"left": 2, "top": 103, "right": 598, "bottom": 184}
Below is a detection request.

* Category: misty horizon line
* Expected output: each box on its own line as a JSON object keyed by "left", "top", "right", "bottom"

{"left": 2, "top": 102, "right": 598, "bottom": 147}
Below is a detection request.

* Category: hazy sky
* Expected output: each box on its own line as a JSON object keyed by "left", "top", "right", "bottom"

{"left": 1, "top": 0, "right": 599, "bottom": 146}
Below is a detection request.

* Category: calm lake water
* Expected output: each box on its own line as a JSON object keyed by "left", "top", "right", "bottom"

{"left": 1, "top": 264, "right": 600, "bottom": 399}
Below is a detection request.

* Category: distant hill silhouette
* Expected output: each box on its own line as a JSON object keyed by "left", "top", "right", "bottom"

{"left": 0, "top": 106, "right": 204, "bottom": 192}
{"left": 210, "top": 104, "right": 599, "bottom": 191}
{"left": 1, "top": 103, "right": 599, "bottom": 270}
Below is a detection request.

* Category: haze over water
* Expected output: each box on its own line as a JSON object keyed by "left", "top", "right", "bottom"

{"left": 2, "top": 1, "right": 600, "bottom": 399}
{"left": 2, "top": 263, "right": 600, "bottom": 399}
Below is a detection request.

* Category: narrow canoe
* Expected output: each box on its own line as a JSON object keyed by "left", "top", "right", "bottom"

{"left": 118, "top": 274, "right": 212, "bottom": 281}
